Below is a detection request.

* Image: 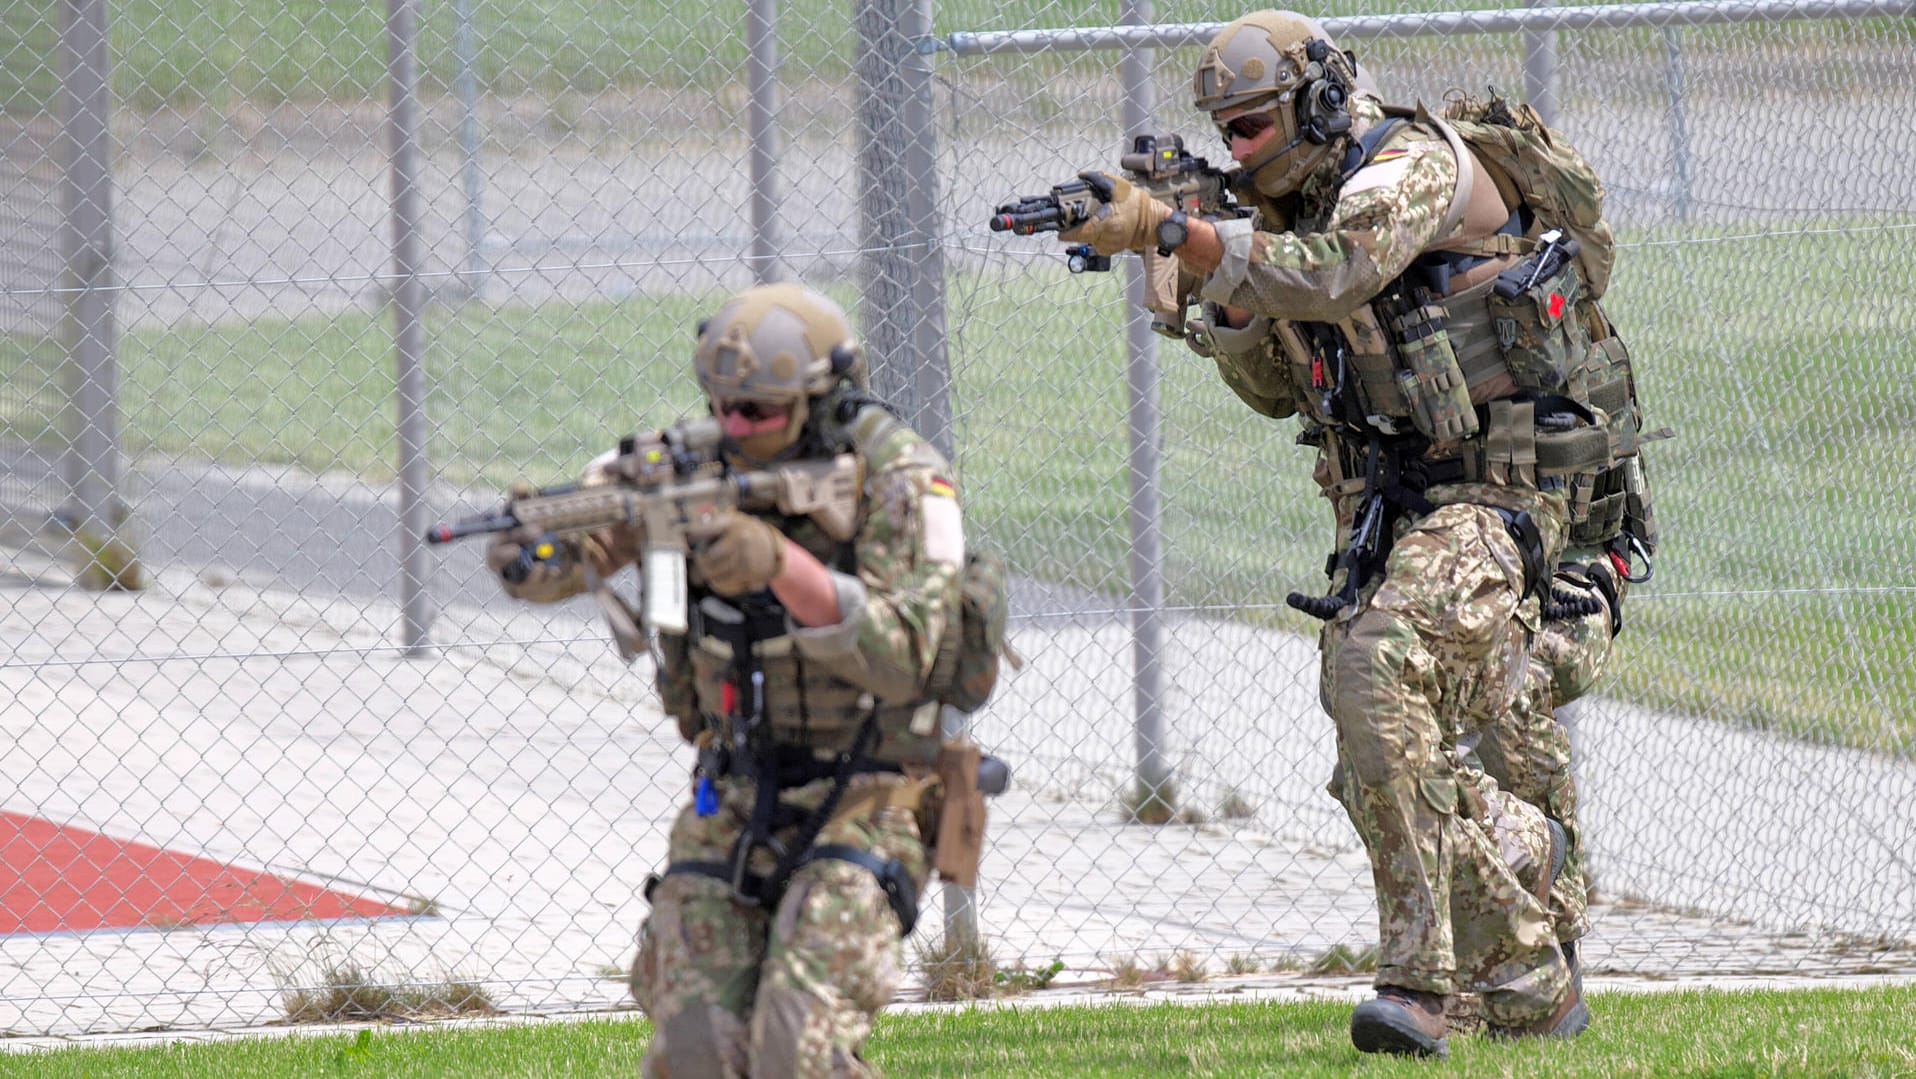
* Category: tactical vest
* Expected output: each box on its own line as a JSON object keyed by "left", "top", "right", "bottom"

{"left": 1267, "top": 98, "right": 1659, "bottom": 556}
{"left": 680, "top": 402, "right": 961, "bottom": 768}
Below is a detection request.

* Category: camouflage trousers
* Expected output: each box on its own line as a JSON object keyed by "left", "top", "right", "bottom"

{"left": 631, "top": 773, "right": 930, "bottom": 1079}
{"left": 1319, "top": 499, "right": 1573, "bottom": 1026}
{"left": 1476, "top": 552, "right": 1624, "bottom": 945}
{"left": 1476, "top": 661, "right": 1590, "bottom": 944}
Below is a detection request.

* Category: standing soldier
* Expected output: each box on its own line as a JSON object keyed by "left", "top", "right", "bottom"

{"left": 1053, "top": 9, "right": 1657, "bottom": 1057}
{"left": 485, "top": 283, "right": 1003, "bottom": 1077}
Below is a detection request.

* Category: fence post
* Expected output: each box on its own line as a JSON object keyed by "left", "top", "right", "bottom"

{"left": 1522, "top": 0, "right": 1561, "bottom": 127}
{"left": 1119, "top": 0, "right": 1174, "bottom": 821}
{"left": 56, "top": 0, "right": 136, "bottom": 588}
{"left": 452, "top": 0, "right": 489, "bottom": 297}
{"left": 746, "top": 0, "right": 787, "bottom": 284}
{"left": 856, "top": 0, "right": 965, "bottom": 946}
{"left": 1661, "top": 27, "right": 1693, "bottom": 224}
{"left": 854, "top": 0, "right": 952, "bottom": 456}
{"left": 385, "top": 0, "right": 433, "bottom": 656}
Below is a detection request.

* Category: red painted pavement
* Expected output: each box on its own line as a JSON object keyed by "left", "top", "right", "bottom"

{"left": 0, "top": 811, "right": 407, "bottom": 934}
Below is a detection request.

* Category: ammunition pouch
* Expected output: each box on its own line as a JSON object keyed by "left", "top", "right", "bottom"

{"left": 1385, "top": 294, "right": 1479, "bottom": 443}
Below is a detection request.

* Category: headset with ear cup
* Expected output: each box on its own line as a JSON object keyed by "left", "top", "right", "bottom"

{"left": 1295, "top": 38, "right": 1353, "bottom": 145}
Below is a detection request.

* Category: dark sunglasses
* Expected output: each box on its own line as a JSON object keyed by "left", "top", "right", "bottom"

{"left": 717, "top": 399, "right": 784, "bottom": 421}
{"left": 1220, "top": 112, "right": 1275, "bottom": 141}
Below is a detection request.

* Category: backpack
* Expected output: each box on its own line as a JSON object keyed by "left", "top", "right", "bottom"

{"left": 1438, "top": 90, "right": 1664, "bottom": 558}
{"left": 833, "top": 396, "right": 1021, "bottom": 715}
{"left": 942, "top": 546, "right": 1020, "bottom": 714}
{"left": 1440, "top": 90, "right": 1617, "bottom": 300}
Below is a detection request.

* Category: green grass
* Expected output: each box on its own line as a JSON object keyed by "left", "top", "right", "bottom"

{"left": 3, "top": 0, "right": 1908, "bottom": 112}
{"left": 0, "top": 2, "right": 56, "bottom": 114}
{"left": 7, "top": 987, "right": 1916, "bottom": 1076}
{"left": 5, "top": 219, "right": 1913, "bottom": 749}
{"left": 1594, "top": 222, "right": 1916, "bottom": 750}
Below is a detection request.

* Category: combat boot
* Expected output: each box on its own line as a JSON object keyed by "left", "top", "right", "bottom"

{"left": 1350, "top": 987, "right": 1449, "bottom": 1058}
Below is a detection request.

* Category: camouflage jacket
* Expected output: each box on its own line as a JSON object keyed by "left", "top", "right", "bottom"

{"left": 1201, "top": 96, "right": 1475, "bottom": 421}
{"left": 1198, "top": 96, "right": 1579, "bottom": 556}
{"left": 650, "top": 407, "right": 966, "bottom": 764}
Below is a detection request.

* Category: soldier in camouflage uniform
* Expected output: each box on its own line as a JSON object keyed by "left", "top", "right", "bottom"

{"left": 1059, "top": 9, "right": 1657, "bottom": 1057}
{"left": 487, "top": 283, "right": 975, "bottom": 1077}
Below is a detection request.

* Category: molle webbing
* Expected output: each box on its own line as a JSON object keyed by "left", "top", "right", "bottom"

{"left": 1430, "top": 277, "right": 1515, "bottom": 399}
{"left": 691, "top": 636, "right": 941, "bottom": 764}
{"left": 1533, "top": 426, "right": 1611, "bottom": 476}
{"left": 1465, "top": 397, "right": 1612, "bottom": 487}
{"left": 1585, "top": 374, "right": 1631, "bottom": 419}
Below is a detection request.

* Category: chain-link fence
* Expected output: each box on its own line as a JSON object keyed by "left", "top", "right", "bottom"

{"left": 2, "top": 0, "right": 1914, "bottom": 1037}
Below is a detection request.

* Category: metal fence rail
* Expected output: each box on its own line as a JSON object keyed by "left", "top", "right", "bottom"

{"left": 1, "top": 0, "right": 1913, "bottom": 1036}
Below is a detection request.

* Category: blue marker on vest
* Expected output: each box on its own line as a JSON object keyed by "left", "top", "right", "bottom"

{"left": 695, "top": 774, "right": 719, "bottom": 817}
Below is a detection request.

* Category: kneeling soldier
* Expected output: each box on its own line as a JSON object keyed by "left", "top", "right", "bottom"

{"left": 488, "top": 283, "right": 998, "bottom": 1077}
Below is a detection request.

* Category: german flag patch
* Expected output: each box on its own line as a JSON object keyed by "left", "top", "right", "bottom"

{"left": 921, "top": 475, "right": 964, "bottom": 566}
{"left": 1371, "top": 148, "right": 1410, "bottom": 162}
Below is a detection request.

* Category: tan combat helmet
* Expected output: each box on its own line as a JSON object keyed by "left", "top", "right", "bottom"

{"left": 1192, "top": 10, "right": 1360, "bottom": 199}
{"left": 693, "top": 282, "right": 863, "bottom": 461}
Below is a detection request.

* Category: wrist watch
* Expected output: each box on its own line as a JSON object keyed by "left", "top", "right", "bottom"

{"left": 1155, "top": 209, "right": 1190, "bottom": 257}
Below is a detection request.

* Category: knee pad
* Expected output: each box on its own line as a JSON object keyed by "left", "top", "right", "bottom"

{"left": 1330, "top": 606, "right": 1438, "bottom": 786}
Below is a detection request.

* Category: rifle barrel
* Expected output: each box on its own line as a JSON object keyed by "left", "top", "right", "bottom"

{"left": 991, "top": 207, "right": 1067, "bottom": 234}
{"left": 424, "top": 511, "right": 519, "bottom": 544}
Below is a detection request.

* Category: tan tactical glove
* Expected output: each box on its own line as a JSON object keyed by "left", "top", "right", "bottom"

{"left": 1059, "top": 170, "right": 1169, "bottom": 257}
{"left": 688, "top": 511, "right": 786, "bottom": 596}
{"left": 486, "top": 528, "right": 587, "bottom": 603}
{"left": 485, "top": 480, "right": 636, "bottom": 604}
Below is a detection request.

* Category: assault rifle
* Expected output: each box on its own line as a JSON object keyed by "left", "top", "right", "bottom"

{"left": 989, "top": 131, "right": 1236, "bottom": 257}
{"left": 426, "top": 416, "right": 859, "bottom": 651}
{"left": 990, "top": 132, "right": 1238, "bottom": 337}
